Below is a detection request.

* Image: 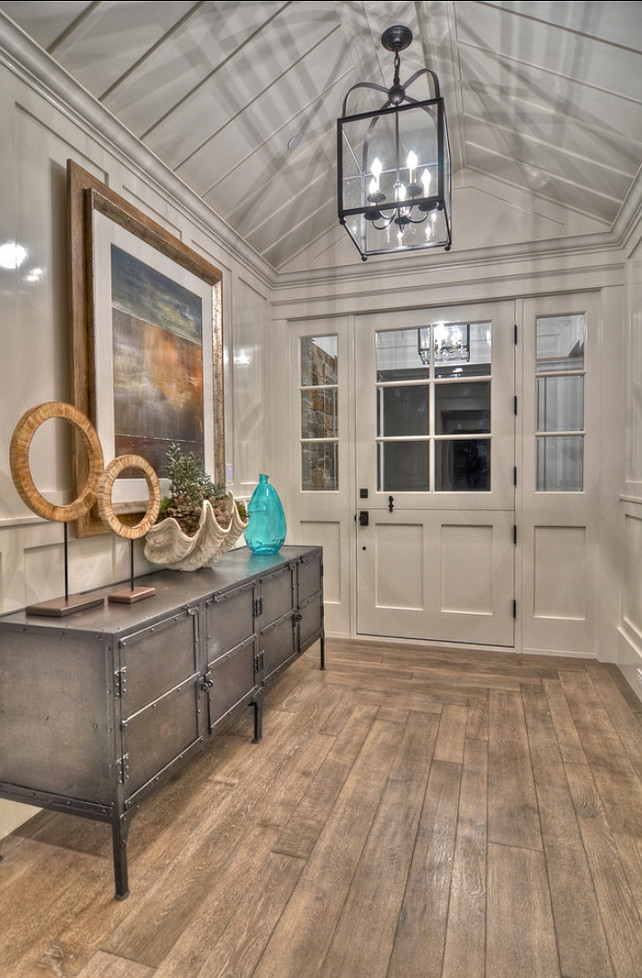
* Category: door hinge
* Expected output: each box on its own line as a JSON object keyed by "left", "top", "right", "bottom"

{"left": 116, "top": 754, "right": 130, "bottom": 784}
{"left": 114, "top": 667, "right": 127, "bottom": 698}
{"left": 513, "top": 599, "right": 517, "bottom": 620}
{"left": 254, "top": 650, "right": 265, "bottom": 675}
{"left": 254, "top": 596, "right": 264, "bottom": 617}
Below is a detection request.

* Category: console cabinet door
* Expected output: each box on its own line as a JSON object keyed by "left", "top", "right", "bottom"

{"left": 118, "top": 609, "right": 201, "bottom": 802}
{"left": 206, "top": 635, "right": 258, "bottom": 733}
{"left": 205, "top": 583, "right": 255, "bottom": 662}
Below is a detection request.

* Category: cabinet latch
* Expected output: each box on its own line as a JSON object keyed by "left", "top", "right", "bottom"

{"left": 200, "top": 671, "right": 214, "bottom": 692}
{"left": 114, "top": 667, "right": 127, "bottom": 697}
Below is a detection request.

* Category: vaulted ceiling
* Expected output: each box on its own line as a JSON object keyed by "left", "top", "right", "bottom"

{"left": 1, "top": 1, "right": 641, "bottom": 271}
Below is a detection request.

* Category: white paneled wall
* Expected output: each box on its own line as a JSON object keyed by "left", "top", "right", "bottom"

{"left": 0, "top": 45, "right": 272, "bottom": 835}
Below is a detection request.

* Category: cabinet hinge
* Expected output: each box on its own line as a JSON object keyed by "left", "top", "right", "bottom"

{"left": 514, "top": 395, "right": 518, "bottom": 416}
{"left": 513, "top": 599, "right": 517, "bottom": 620}
{"left": 254, "top": 596, "right": 264, "bottom": 617}
{"left": 513, "top": 466, "right": 517, "bottom": 487}
{"left": 116, "top": 754, "right": 130, "bottom": 784}
{"left": 114, "top": 667, "right": 127, "bottom": 697}
{"left": 514, "top": 324, "right": 518, "bottom": 345}
{"left": 254, "top": 650, "right": 265, "bottom": 674}
{"left": 513, "top": 524, "right": 517, "bottom": 546}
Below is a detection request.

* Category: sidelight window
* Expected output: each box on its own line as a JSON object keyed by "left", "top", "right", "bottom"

{"left": 375, "top": 322, "right": 492, "bottom": 492}
{"left": 300, "top": 335, "right": 338, "bottom": 490}
{"left": 535, "top": 314, "right": 585, "bottom": 491}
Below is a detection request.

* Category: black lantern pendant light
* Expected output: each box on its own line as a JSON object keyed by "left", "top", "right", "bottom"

{"left": 337, "top": 25, "right": 451, "bottom": 260}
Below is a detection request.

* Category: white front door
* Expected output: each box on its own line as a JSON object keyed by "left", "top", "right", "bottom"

{"left": 355, "top": 302, "right": 516, "bottom": 646}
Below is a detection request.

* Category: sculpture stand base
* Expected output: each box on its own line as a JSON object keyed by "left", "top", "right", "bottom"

{"left": 108, "top": 586, "right": 156, "bottom": 605}
{"left": 26, "top": 595, "right": 105, "bottom": 617}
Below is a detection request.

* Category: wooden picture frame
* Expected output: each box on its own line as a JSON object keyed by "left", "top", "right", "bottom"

{"left": 68, "top": 160, "right": 223, "bottom": 537}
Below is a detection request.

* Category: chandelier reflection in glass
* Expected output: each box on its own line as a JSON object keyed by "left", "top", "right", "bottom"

{"left": 337, "top": 25, "right": 451, "bottom": 260}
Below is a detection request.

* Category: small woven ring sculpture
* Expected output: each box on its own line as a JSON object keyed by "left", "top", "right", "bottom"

{"left": 9, "top": 402, "right": 104, "bottom": 522}
{"left": 98, "top": 454, "right": 161, "bottom": 540}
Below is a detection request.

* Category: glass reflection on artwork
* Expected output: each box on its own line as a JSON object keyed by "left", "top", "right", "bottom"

{"left": 111, "top": 245, "right": 204, "bottom": 473}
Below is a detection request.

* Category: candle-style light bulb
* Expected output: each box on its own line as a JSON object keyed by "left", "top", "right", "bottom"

{"left": 371, "top": 157, "right": 382, "bottom": 192}
{"left": 368, "top": 177, "right": 378, "bottom": 197}
{"left": 407, "top": 150, "right": 418, "bottom": 185}
{"left": 421, "top": 168, "right": 431, "bottom": 198}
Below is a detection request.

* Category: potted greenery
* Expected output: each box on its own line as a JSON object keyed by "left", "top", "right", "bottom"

{"left": 144, "top": 443, "right": 247, "bottom": 571}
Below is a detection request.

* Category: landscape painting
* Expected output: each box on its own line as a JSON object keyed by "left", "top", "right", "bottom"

{"left": 111, "top": 244, "right": 204, "bottom": 475}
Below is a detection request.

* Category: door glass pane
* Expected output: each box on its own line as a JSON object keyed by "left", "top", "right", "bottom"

{"left": 435, "top": 381, "right": 490, "bottom": 434}
{"left": 435, "top": 322, "right": 492, "bottom": 379}
{"left": 301, "top": 335, "right": 337, "bottom": 386}
{"left": 378, "top": 441, "right": 429, "bottom": 492}
{"left": 302, "top": 442, "right": 338, "bottom": 491}
{"left": 435, "top": 439, "right": 490, "bottom": 491}
{"left": 378, "top": 385, "right": 429, "bottom": 437}
{"left": 376, "top": 328, "right": 429, "bottom": 381}
{"left": 536, "top": 314, "right": 585, "bottom": 490}
{"left": 537, "top": 376, "right": 584, "bottom": 432}
{"left": 537, "top": 436, "right": 583, "bottom": 492}
{"left": 536, "top": 315, "right": 585, "bottom": 372}
{"left": 301, "top": 389, "right": 337, "bottom": 438}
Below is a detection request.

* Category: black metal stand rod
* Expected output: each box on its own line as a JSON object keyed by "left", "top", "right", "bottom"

{"left": 63, "top": 522, "right": 69, "bottom": 602}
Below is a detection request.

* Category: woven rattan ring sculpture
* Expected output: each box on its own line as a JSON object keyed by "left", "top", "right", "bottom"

{"left": 98, "top": 454, "right": 161, "bottom": 539}
{"left": 10, "top": 402, "right": 104, "bottom": 522}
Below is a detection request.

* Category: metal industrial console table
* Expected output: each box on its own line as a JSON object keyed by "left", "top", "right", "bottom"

{"left": 0, "top": 545, "right": 323, "bottom": 899}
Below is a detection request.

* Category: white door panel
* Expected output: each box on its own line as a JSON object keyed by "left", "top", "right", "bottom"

{"left": 355, "top": 302, "right": 516, "bottom": 646}
{"left": 357, "top": 509, "right": 514, "bottom": 645}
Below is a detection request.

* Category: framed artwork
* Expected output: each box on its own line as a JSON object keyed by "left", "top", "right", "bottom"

{"left": 68, "top": 161, "right": 223, "bottom": 536}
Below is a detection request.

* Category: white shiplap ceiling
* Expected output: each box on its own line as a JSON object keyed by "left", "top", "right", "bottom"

{"left": 1, "top": 1, "right": 641, "bottom": 270}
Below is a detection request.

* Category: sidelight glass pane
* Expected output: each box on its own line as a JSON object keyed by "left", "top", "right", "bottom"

{"left": 302, "top": 442, "right": 338, "bottom": 491}
{"left": 537, "top": 436, "right": 583, "bottom": 491}
{"left": 301, "top": 335, "right": 338, "bottom": 386}
{"left": 378, "top": 441, "right": 429, "bottom": 492}
{"left": 378, "top": 385, "right": 429, "bottom": 437}
{"left": 435, "top": 439, "right": 490, "bottom": 491}
{"left": 435, "top": 381, "right": 490, "bottom": 434}
{"left": 537, "top": 375, "right": 584, "bottom": 432}
{"left": 301, "top": 388, "right": 337, "bottom": 438}
{"left": 536, "top": 315, "right": 585, "bottom": 372}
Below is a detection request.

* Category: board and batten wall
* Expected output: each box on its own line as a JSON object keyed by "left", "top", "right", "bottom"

{"left": 619, "top": 236, "right": 642, "bottom": 695}
{"left": 0, "top": 32, "right": 273, "bottom": 838}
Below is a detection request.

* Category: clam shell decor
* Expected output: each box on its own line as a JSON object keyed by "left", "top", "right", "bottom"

{"left": 144, "top": 493, "right": 247, "bottom": 572}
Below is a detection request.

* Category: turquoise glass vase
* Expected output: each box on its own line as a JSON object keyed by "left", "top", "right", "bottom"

{"left": 244, "top": 474, "right": 287, "bottom": 554}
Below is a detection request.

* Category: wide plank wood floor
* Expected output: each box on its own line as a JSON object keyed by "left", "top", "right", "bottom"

{"left": 2, "top": 639, "right": 642, "bottom": 977}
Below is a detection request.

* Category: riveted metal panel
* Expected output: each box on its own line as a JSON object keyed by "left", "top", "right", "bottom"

{"left": 297, "top": 552, "right": 323, "bottom": 604}
{"left": 206, "top": 584, "right": 255, "bottom": 662}
{"left": 120, "top": 610, "right": 197, "bottom": 717}
{"left": 122, "top": 679, "right": 200, "bottom": 798}
{"left": 207, "top": 636, "right": 257, "bottom": 732}
{"left": 298, "top": 592, "right": 323, "bottom": 650}
{"left": 0, "top": 631, "right": 113, "bottom": 803}
{"left": 259, "top": 564, "right": 295, "bottom": 623}
{"left": 261, "top": 614, "right": 296, "bottom": 680}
